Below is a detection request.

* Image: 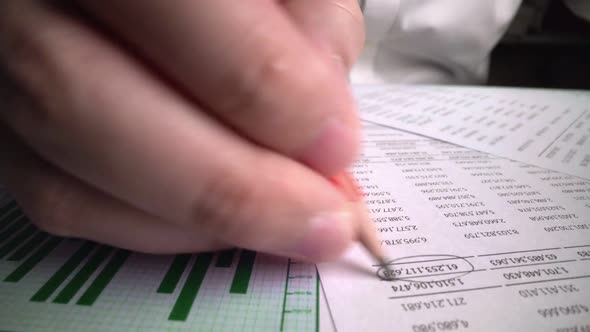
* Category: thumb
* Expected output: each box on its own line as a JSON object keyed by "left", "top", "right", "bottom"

{"left": 204, "top": 154, "right": 357, "bottom": 262}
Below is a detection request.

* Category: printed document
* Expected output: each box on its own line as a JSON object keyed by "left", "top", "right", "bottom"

{"left": 319, "top": 123, "right": 590, "bottom": 331}
{"left": 356, "top": 85, "right": 590, "bottom": 180}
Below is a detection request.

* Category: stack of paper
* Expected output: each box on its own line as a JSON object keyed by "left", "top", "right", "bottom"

{"left": 319, "top": 86, "right": 590, "bottom": 331}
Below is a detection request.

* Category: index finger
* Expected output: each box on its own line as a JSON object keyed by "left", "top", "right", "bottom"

{"left": 283, "top": 0, "right": 365, "bottom": 71}
{"left": 76, "top": 0, "right": 360, "bottom": 175}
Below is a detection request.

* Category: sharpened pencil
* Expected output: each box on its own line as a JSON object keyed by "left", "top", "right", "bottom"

{"left": 329, "top": 172, "right": 391, "bottom": 274}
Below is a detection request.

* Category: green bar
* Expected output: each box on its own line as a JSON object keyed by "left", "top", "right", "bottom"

{"left": 0, "top": 224, "right": 36, "bottom": 258}
{"left": 31, "top": 242, "right": 97, "bottom": 302}
{"left": 215, "top": 249, "right": 236, "bottom": 268}
{"left": 0, "top": 208, "right": 23, "bottom": 229}
{"left": 229, "top": 250, "right": 257, "bottom": 294}
{"left": 4, "top": 237, "right": 62, "bottom": 282}
{"left": 0, "top": 201, "right": 17, "bottom": 219}
{"left": 53, "top": 246, "right": 112, "bottom": 304}
{"left": 157, "top": 254, "right": 191, "bottom": 294}
{"left": 8, "top": 232, "right": 49, "bottom": 261}
{"left": 77, "top": 249, "right": 130, "bottom": 306}
{"left": 168, "top": 253, "right": 213, "bottom": 321}
{"left": 0, "top": 215, "right": 26, "bottom": 243}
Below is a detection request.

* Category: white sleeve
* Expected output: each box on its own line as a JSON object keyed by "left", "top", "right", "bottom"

{"left": 351, "top": 0, "right": 522, "bottom": 85}
{"left": 564, "top": 0, "right": 590, "bottom": 22}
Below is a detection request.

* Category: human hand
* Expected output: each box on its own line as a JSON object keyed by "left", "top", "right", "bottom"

{"left": 0, "top": 0, "right": 364, "bottom": 261}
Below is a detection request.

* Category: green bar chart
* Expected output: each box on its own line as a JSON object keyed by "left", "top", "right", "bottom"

{"left": 8, "top": 232, "right": 49, "bottom": 261}
{"left": 0, "top": 199, "right": 319, "bottom": 331}
{"left": 31, "top": 242, "right": 97, "bottom": 302}
{"left": 53, "top": 246, "right": 113, "bottom": 304}
{"left": 215, "top": 249, "right": 236, "bottom": 268}
{"left": 0, "top": 224, "right": 36, "bottom": 258}
{"left": 4, "top": 237, "right": 62, "bottom": 282}
{"left": 157, "top": 253, "right": 191, "bottom": 294}
{"left": 230, "top": 250, "right": 256, "bottom": 294}
{"left": 168, "top": 253, "right": 214, "bottom": 321}
{"left": 0, "top": 200, "right": 17, "bottom": 217}
{"left": 77, "top": 249, "right": 130, "bottom": 306}
{"left": 0, "top": 216, "right": 27, "bottom": 243}
{"left": 0, "top": 208, "right": 23, "bottom": 231}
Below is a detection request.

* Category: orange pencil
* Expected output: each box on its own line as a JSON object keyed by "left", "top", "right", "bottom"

{"left": 330, "top": 172, "right": 389, "bottom": 269}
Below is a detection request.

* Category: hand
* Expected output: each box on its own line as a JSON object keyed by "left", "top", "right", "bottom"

{"left": 0, "top": 0, "right": 365, "bottom": 261}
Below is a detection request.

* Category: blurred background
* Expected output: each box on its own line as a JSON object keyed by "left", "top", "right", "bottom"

{"left": 489, "top": 0, "right": 590, "bottom": 89}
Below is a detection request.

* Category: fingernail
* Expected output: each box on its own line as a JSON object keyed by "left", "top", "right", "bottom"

{"left": 298, "top": 118, "right": 359, "bottom": 175}
{"left": 290, "top": 209, "right": 355, "bottom": 261}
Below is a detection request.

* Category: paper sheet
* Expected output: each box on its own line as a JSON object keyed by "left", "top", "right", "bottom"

{"left": 356, "top": 85, "right": 590, "bottom": 180}
{"left": 0, "top": 195, "right": 320, "bottom": 331}
{"left": 319, "top": 280, "right": 337, "bottom": 332}
{"left": 318, "top": 123, "right": 590, "bottom": 331}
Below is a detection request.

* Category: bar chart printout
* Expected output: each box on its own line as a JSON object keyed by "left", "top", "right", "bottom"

{"left": 0, "top": 197, "right": 319, "bottom": 331}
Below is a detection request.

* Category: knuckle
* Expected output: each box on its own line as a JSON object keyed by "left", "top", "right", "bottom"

{"left": 215, "top": 16, "right": 329, "bottom": 119}
{"left": 243, "top": 50, "right": 332, "bottom": 114}
{"left": 0, "top": 2, "right": 78, "bottom": 133}
{"left": 27, "top": 175, "right": 79, "bottom": 238}
{"left": 218, "top": 46, "right": 294, "bottom": 118}
{"left": 187, "top": 164, "right": 262, "bottom": 243}
{"left": 328, "top": 0, "right": 365, "bottom": 64}
{"left": 335, "top": 0, "right": 365, "bottom": 25}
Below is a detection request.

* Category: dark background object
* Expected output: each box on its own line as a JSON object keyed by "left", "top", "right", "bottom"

{"left": 488, "top": 0, "right": 590, "bottom": 89}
